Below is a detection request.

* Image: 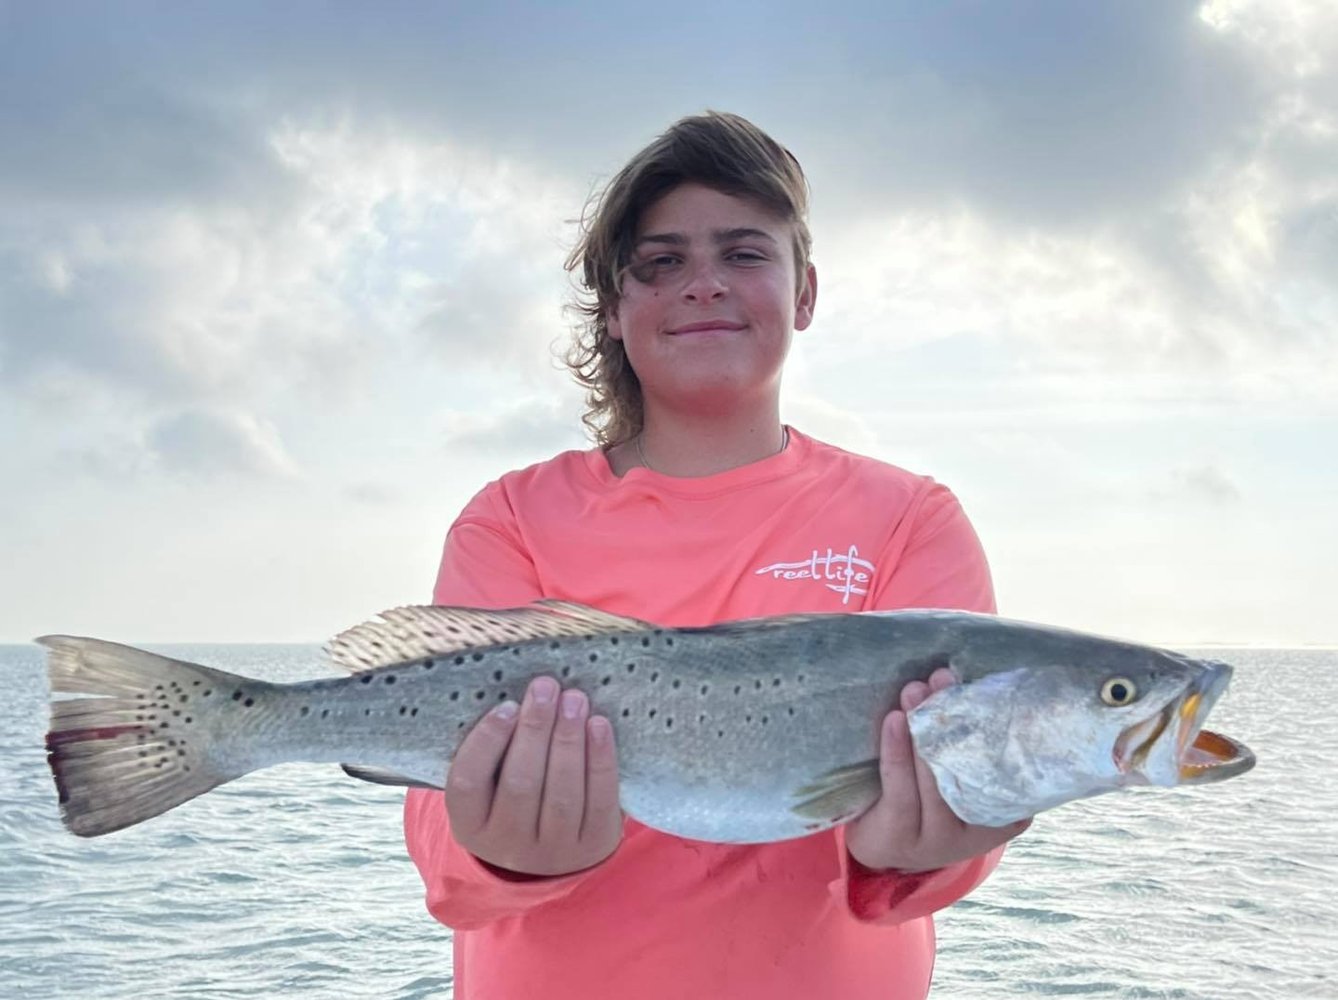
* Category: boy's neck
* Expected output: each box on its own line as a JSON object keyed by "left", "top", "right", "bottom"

{"left": 615, "top": 403, "right": 789, "bottom": 478}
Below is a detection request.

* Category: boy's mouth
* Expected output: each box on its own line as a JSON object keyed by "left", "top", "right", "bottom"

{"left": 668, "top": 321, "right": 746, "bottom": 335}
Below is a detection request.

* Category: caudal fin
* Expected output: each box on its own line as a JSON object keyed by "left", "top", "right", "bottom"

{"left": 40, "top": 635, "right": 251, "bottom": 837}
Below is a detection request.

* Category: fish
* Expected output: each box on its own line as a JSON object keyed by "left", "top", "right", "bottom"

{"left": 39, "top": 601, "right": 1255, "bottom": 842}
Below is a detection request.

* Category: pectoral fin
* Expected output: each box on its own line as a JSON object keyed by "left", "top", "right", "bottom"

{"left": 790, "top": 759, "right": 882, "bottom": 823}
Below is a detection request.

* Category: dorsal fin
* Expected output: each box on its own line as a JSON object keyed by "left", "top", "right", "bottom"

{"left": 326, "top": 601, "right": 654, "bottom": 674}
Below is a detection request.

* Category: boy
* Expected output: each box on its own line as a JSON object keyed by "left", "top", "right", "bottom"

{"left": 405, "top": 111, "right": 1027, "bottom": 999}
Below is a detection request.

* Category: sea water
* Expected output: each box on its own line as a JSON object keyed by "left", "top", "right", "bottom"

{"left": 2, "top": 644, "right": 1334, "bottom": 998}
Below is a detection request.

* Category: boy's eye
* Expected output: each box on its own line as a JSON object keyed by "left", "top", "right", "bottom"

{"left": 625, "top": 255, "right": 682, "bottom": 285}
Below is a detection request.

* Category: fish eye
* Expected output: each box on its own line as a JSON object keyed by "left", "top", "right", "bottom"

{"left": 1100, "top": 677, "right": 1138, "bottom": 706}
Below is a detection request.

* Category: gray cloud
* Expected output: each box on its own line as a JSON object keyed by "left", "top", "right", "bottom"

{"left": 1162, "top": 464, "right": 1244, "bottom": 505}
{"left": 147, "top": 407, "right": 300, "bottom": 480}
{"left": 441, "top": 397, "right": 588, "bottom": 457}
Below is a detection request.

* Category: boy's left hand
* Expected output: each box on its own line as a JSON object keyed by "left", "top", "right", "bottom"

{"left": 845, "top": 668, "right": 1032, "bottom": 873}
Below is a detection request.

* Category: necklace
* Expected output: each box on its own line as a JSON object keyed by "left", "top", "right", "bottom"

{"left": 634, "top": 427, "right": 790, "bottom": 474}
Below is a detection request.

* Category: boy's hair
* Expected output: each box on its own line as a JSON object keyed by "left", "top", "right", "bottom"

{"left": 564, "top": 111, "right": 812, "bottom": 447}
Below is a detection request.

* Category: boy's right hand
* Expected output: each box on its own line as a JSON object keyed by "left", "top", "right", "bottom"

{"left": 445, "top": 676, "right": 623, "bottom": 877}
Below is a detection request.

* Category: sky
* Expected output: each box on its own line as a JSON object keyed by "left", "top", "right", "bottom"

{"left": 1, "top": 0, "right": 1334, "bottom": 645}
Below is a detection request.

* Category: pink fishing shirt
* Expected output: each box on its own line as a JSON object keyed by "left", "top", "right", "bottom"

{"left": 405, "top": 428, "right": 1004, "bottom": 999}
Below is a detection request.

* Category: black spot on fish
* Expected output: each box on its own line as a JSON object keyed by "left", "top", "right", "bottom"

{"left": 798, "top": 674, "right": 806, "bottom": 684}
{"left": 450, "top": 691, "right": 460, "bottom": 701}
{"left": 761, "top": 715, "right": 769, "bottom": 725}
{"left": 423, "top": 659, "right": 435, "bottom": 670}
{"left": 411, "top": 707, "right": 419, "bottom": 717}
{"left": 203, "top": 689, "right": 212, "bottom": 697}
{"left": 717, "top": 730, "right": 725, "bottom": 739}
{"left": 172, "top": 710, "right": 180, "bottom": 717}
{"left": 550, "top": 641, "right": 561, "bottom": 651}
{"left": 561, "top": 666, "right": 572, "bottom": 679}
{"left": 179, "top": 694, "right": 188, "bottom": 703}
{"left": 232, "top": 691, "right": 243, "bottom": 701}
{"left": 475, "top": 691, "right": 486, "bottom": 701}
{"left": 243, "top": 698, "right": 254, "bottom": 708}
{"left": 300, "top": 706, "right": 310, "bottom": 716}
{"left": 184, "top": 717, "right": 192, "bottom": 723}
{"left": 733, "top": 685, "right": 741, "bottom": 696}
{"left": 755, "top": 680, "right": 762, "bottom": 690}
{"left": 772, "top": 678, "right": 781, "bottom": 687}
{"left": 512, "top": 648, "right": 522, "bottom": 656}
{"left": 641, "top": 637, "right": 650, "bottom": 647}
{"left": 455, "top": 655, "right": 466, "bottom": 666}
{"left": 787, "top": 707, "right": 796, "bottom": 717}
{"left": 626, "top": 663, "right": 636, "bottom": 674}
{"left": 364, "top": 709, "right": 371, "bottom": 717}
{"left": 648, "top": 709, "right": 657, "bottom": 719}
{"left": 610, "top": 637, "right": 619, "bottom": 645}
{"left": 472, "top": 653, "right": 484, "bottom": 662}
{"left": 672, "top": 679, "right": 680, "bottom": 689}
{"left": 700, "top": 684, "right": 709, "bottom": 695}
{"left": 360, "top": 675, "right": 373, "bottom": 685}
{"left": 666, "top": 637, "right": 674, "bottom": 647}
{"left": 621, "top": 708, "right": 631, "bottom": 718}
{"left": 178, "top": 749, "right": 186, "bottom": 757}
{"left": 493, "top": 670, "right": 503, "bottom": 682}
{"left": 651, "top": 671, "right": 659, "bottom": 683}
{"left": 385, "top": 675, "right": 396, "bottom": 685}
{"left": 399, "top": 706, "right": 407, "bottom": 715}
{"left": 321, "top": 709, "right": 329, "bottom": 719}
{"left": 192, "top": 680, "right": 201, "bottom": 687}
{"left": 498, "top": 691, "right": 507, "bottom": 700}
{"left": 745, "top": 715, "right": 753, "bottom": 724}
{"left": 601, "top": 676, "right": 611, "bottom": 686}
{"left": 666, "top": 717, "right": 673, "bottom": 729}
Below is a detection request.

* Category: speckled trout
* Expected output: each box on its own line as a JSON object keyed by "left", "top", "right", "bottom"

{"left": 40, "top": 602, "right": 1254, "bottom": 841}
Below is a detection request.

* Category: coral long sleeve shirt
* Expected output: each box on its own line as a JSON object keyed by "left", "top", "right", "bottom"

{"left": 405, "top": 429, "right": 1003, "bottom": 1000}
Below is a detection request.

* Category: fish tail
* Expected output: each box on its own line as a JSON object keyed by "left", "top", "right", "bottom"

{"left": 39, "top": 635, "right": 256, "bottom": 837}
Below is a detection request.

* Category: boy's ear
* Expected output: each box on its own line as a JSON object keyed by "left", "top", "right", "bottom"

{"left": 794, "top": 263, "right": 818, "bottom": 332}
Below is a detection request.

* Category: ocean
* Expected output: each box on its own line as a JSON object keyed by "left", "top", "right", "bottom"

{"left": 2, "top": 643, "right": 1334, "bottom": 999}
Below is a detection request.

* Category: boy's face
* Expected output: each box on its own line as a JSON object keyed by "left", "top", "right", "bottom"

{"left": 608, "top": 183, "right": 816, "bottom": 416}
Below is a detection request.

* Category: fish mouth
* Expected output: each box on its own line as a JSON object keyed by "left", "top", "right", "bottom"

{"left": 1114, "top": 662, "right": 1255, "bottom": 786}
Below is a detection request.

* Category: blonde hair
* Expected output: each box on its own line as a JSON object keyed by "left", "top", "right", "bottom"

{"left": 564, "top": 111, "right": 812, "bottom": 446}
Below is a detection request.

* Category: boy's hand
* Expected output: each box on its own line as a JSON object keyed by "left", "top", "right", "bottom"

{"left": 445, "top": 676, "right": 623, "bottom": 877}
{"left": 845, "top": 668, "right": 1031, "bottom": 873}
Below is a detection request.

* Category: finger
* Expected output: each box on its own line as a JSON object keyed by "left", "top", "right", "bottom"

{"left": 489, "top": 676, "right": 561, "bottom": 835}
{"left": 444, "top": 699, "right": 519, "bottom": 834}
{"left": 927, "top": 667, "right": 955, "bottom": 692}
{"left": 875, "top": 709, "right": 923, "bottom": 841}
{"left": 899, "top": 680, "right": 930, "bottom": 712}
{"left": 538, "top": 688, "right": 590, "bottom": 843}
{"left": 582, "top": 715, "right": 622, "bottom": 843}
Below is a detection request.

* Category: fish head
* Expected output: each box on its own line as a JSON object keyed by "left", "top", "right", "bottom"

{"left": 906, "top": 646, "right": 1255, "bottom": 827}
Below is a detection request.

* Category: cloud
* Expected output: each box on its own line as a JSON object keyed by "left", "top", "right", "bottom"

{"left": 440, "top": 396, "right": 588, "bottom": 457}
{"left": 147, "top": 408, "right": 300, "bottom": 480}
{"left": 1161, "top": 464, "right": 1244, "bottom": 505}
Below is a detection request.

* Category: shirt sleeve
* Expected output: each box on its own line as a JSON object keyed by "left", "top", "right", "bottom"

{"left": 403, "top": 484, "right": 604, "bottom": 930}
{"left": 835, "top": 480, "right": 1006, "bottom": 924}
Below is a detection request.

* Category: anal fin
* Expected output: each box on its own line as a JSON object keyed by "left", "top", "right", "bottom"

{"left": 340, "top": 764, "right": 443, "bottom": 791}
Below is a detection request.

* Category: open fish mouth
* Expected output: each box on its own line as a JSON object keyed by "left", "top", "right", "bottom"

{"left": 1115, "top": 662, "right": 1256, "bottom": 785}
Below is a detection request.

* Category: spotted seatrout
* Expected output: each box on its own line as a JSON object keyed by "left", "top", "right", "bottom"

{"left": 40, "top": 601, "right": 1255, "bottom": 841}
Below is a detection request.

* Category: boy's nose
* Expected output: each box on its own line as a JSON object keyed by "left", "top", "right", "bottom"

{"left": 678, "top": 259, "right": 728, "bottom": 300}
